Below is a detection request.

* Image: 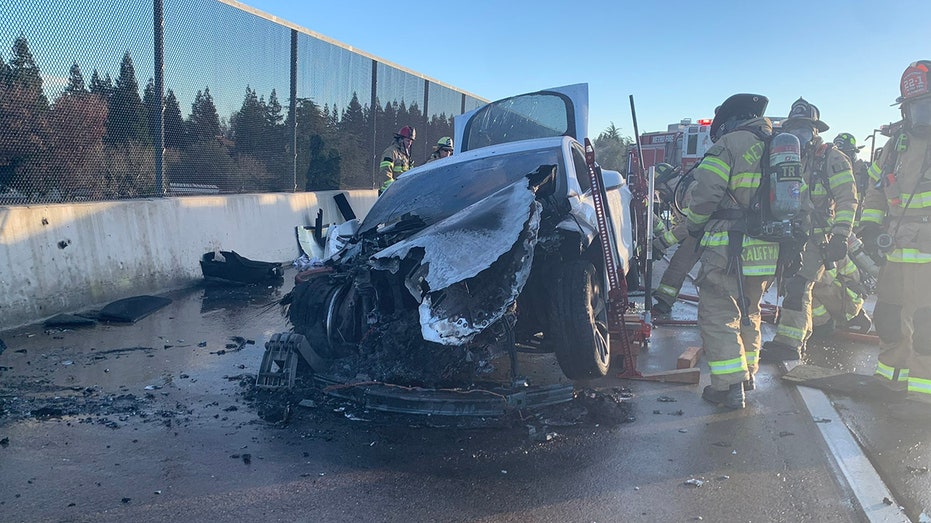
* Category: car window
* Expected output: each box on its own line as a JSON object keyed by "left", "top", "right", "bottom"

{"left": 461, "top": 92, "right": 573, "bottom": 152}
{"left": 570, "top": 144, "right": 591, "bottom": 193}
{"left": 361, "top": 144, "right": 565, "bottom": 234}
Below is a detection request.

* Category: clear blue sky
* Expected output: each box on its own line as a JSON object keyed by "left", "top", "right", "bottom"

{"left": 243, "top": 0, "right": 931, "bottom": 156}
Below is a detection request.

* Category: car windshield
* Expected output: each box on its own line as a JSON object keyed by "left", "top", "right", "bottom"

{"left": 360, "top": 143, "right": 565, "bottom": 235}
{"left": 461, "top": 92, "right": 573, "bottom": 152}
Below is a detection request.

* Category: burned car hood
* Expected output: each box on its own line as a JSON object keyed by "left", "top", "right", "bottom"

{"left": 370, "top": 179, "right": 542, "bottom": 345}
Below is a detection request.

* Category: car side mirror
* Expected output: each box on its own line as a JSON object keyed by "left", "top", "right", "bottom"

{"left": 600, "top": 169, "right": 623, "bottom": 190}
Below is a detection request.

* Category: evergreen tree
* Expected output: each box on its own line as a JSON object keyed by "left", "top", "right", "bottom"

{"left": 163, "top": 89, "right": 185, "bottom": 149}
{"left": 89, "top": 69, "right": 113, "bottom": 99}
{"left": 9, "top": 36, "right": 48, "bottom": 110}
{"left": 106, "top": 51, "right": 148, "bottom": 145}
{"left": 0, "top": 36, "right": 50, "bottom": 191}
{"left": 266, "top": 89, "right": 283, "bottom": 126}
{"left": 64, "top": 62, "right": 87, "bottom": 95}
{"left": 187, "top": 87, "right": 221, "bottom": 143}
{"left": 142, "top": 78, "right": 160, "bottom": 144}
{"left": 230, "top": 86, "right": 265, "bottom": 157}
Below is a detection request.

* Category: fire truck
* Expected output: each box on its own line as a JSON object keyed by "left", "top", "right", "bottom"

{"left": 637, "top": 118, "right": 714, "bottom": 172}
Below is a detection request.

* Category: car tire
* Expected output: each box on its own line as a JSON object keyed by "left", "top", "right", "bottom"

{"left": 551, "top": 260, "right": 611, "bottom": 379}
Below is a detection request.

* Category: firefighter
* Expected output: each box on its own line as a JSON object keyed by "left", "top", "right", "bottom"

{"left": 809, "top": 255, "right": 870, "bottom": 338}
{"left": 378, "top": 126, "right": 416, "bottom": 193}
{"left": 834, "top": 132, "right": 869, "bottom": 204}
{"left": 651, "top": 163, "right": 703, "bottom": 315}
{"left": 806, "top": 132, "right": 873, "bottom": 337}
{"left": 686, "top": 93, "right": 772, "bottom": 409}
{"left": 760, "top": 98, "right": 857, "bottom": 362}
{"left": 857, "top": 60, "right": 931, "bottom": 406}
{"left": 427, "top": 136, "right": 454, "bottom": 163}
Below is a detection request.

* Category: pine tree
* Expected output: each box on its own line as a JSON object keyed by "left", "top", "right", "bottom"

{"left": 0, "top": 36, "right": 50, "bottom": 193}
{"left": 163, "top": 89, "right": 185, "bottom": 149}
{"left": 89, "top": 69, "right": 112, "bottom": 99}
{"left": 187, "top": 87, "right": 221, "bottom": 143}
{"left": 9, "top": 36, "right": 48, "bottom": 110}
{"left": 64, "top": 62, "right": 87, "bottom": 95}
{"left": 105, "top": 52, "right": 149, "bottom": 145}
{"left": 142, "top": 78, "right": 160, "bottom": 144}
{"left": 230, "top": 86, "right": 265, "bottom": 157}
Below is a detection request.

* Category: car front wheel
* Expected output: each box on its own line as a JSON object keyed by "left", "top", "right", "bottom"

{"left": 551, "top": 260, "right": 611, "bottom": 379}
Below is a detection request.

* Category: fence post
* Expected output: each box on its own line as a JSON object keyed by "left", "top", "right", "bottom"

{"left": 153, "top": 0, "right": 165, "bottom": 195}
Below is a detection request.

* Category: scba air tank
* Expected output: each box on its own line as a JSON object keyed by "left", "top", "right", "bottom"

{"left": 768, "top": 132, "right": 803, "bottom": 220}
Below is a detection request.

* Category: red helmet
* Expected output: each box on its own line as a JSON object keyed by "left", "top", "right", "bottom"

{"left": 396, "top": 126, "right": 416, "bottom": 140}
{"left": 897, "top": 60, "right": 931, "bottom": 104}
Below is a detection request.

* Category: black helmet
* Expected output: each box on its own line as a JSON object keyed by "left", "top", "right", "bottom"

{"left": 710, "top": 93, "right": 769, "bottom": 142}
{"left": 783, "top": 97, "right": 829, "bottom": 133}
{"left": 833, "top": 132, "right": 864, "bottom": 155}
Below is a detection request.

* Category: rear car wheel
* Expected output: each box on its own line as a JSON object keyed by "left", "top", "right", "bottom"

{"left": 551, "top": 260, "right": 610, "bottom": 379}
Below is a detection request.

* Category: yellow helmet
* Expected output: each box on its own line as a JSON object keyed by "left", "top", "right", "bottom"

{"left": 435, "top": 136, "right": 453, "bottom": 151}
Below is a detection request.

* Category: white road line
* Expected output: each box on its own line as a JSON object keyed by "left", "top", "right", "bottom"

{"left": 789, "top": 369, "right": 909, "bottom": 522}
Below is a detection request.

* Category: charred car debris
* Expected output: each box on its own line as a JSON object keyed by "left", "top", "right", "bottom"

{"left": 264, "top": 84, "right": 637, "bottom": 416}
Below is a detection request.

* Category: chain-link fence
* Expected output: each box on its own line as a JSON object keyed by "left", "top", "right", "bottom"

{"left": 0, "top": 0, "right": 486, "bottom": 204}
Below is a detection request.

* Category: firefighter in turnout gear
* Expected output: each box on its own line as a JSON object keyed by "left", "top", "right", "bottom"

{"left": 427, "top": 136, "right": 454, "bottom": 163}
{"left": 652, "top": 163, "right": 703, "bottom": 314}
{"left": 760, "top": 98, "right": 857, "bottom": 361}
{"left": 809, "top": 254, "right": 870, "bottom": 338}
{"left": 835, "top": 132, "right": 870, "bottom": 206}
{"left": 378, "top": 126, "right": 416, "bottom": 193}
{"left": 857, "top": 60, "right": 931, "bottom": 406}
{"left": 686, "top": 93, "right": 772, "bottom": 409}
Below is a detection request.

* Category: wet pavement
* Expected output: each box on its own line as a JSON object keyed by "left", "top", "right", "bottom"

{"left": 0, "top": 260, "right": 927, "bottom": 522}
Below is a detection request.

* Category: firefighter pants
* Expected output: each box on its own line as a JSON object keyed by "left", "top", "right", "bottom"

{"left": 873, "top": 261, "right": 931, "bottom": 402}
{"left": 696, "top": 255, "right": 768, "bottom": 390}
{"left": 772, "top": 240, "right": 826, "bottom": 349}
{"left": 654, "top": 235, "right": 702, "bottom": 308}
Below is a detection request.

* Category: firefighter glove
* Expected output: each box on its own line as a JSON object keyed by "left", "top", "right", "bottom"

{"left": 823, "top": 234, "right": 849, "bottom": 263}
{"left": 857, "top": 224, "right": 882, "bottom": 257}
{"left": 688, "top": 227, "right": 704, "bottom": 240}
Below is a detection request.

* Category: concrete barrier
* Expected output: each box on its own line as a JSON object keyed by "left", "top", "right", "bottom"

{"left": 0, "top": 190, "right": 377, "bottom": 330}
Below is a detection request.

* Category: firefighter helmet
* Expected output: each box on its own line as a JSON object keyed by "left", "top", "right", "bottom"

{"left": 783, "top": 97, "right": 829, "bottom": 133}
{"left": 896, "top": 60, "right": 931, "bottom": 104}
{"left": 710, "top": 93, "right": 769, "bottom": 142}
{"left": 833, "top": 133, "right": 864, "bottom": 154}
{"left": 396, "top": 126, "right": 416, "bottom": 140}
{"left": 435, "top": 136, "right": 453, "bottom": 151}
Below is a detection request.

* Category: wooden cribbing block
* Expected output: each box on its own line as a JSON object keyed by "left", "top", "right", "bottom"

{"left": 677, "top": 346, "right": 703, "bottom": 369}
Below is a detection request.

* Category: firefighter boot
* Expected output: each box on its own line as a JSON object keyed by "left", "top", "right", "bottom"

{"left": 845, "top": 310, "right": 872, "bottom": 333}
{"left": 811, "top": 318, "right": 836, "bottom": 340}
{"left": 652, "top": 296, "right": 673, "bottom": 315}
{"left": 760, "top": 340, "right": 801, "bottom": 362}
{"left": 702, "top": 383, "right": 746, "bottom": 409}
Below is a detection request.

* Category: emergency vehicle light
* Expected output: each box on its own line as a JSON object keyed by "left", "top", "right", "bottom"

{"left": 697, "top": 119, "right": 712, "bottom": 126}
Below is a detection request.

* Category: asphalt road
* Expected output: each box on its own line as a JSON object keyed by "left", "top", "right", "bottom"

{"left": 0, "top": 263, "right": 927, "bottom": 522}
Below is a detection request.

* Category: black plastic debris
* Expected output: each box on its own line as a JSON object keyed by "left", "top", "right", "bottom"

{"left": 44, "top": 313, "right": 97, "bottom": 328}
{"left": 97, "top": 296, "right": 173, "bottom": 323}
{"left": 200, "top": 250, "right": 283, "bottom": 285}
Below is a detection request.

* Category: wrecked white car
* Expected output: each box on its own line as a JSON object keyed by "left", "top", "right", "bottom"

{"left": 283, "top": 84, "right": 632, "bottom": 389}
